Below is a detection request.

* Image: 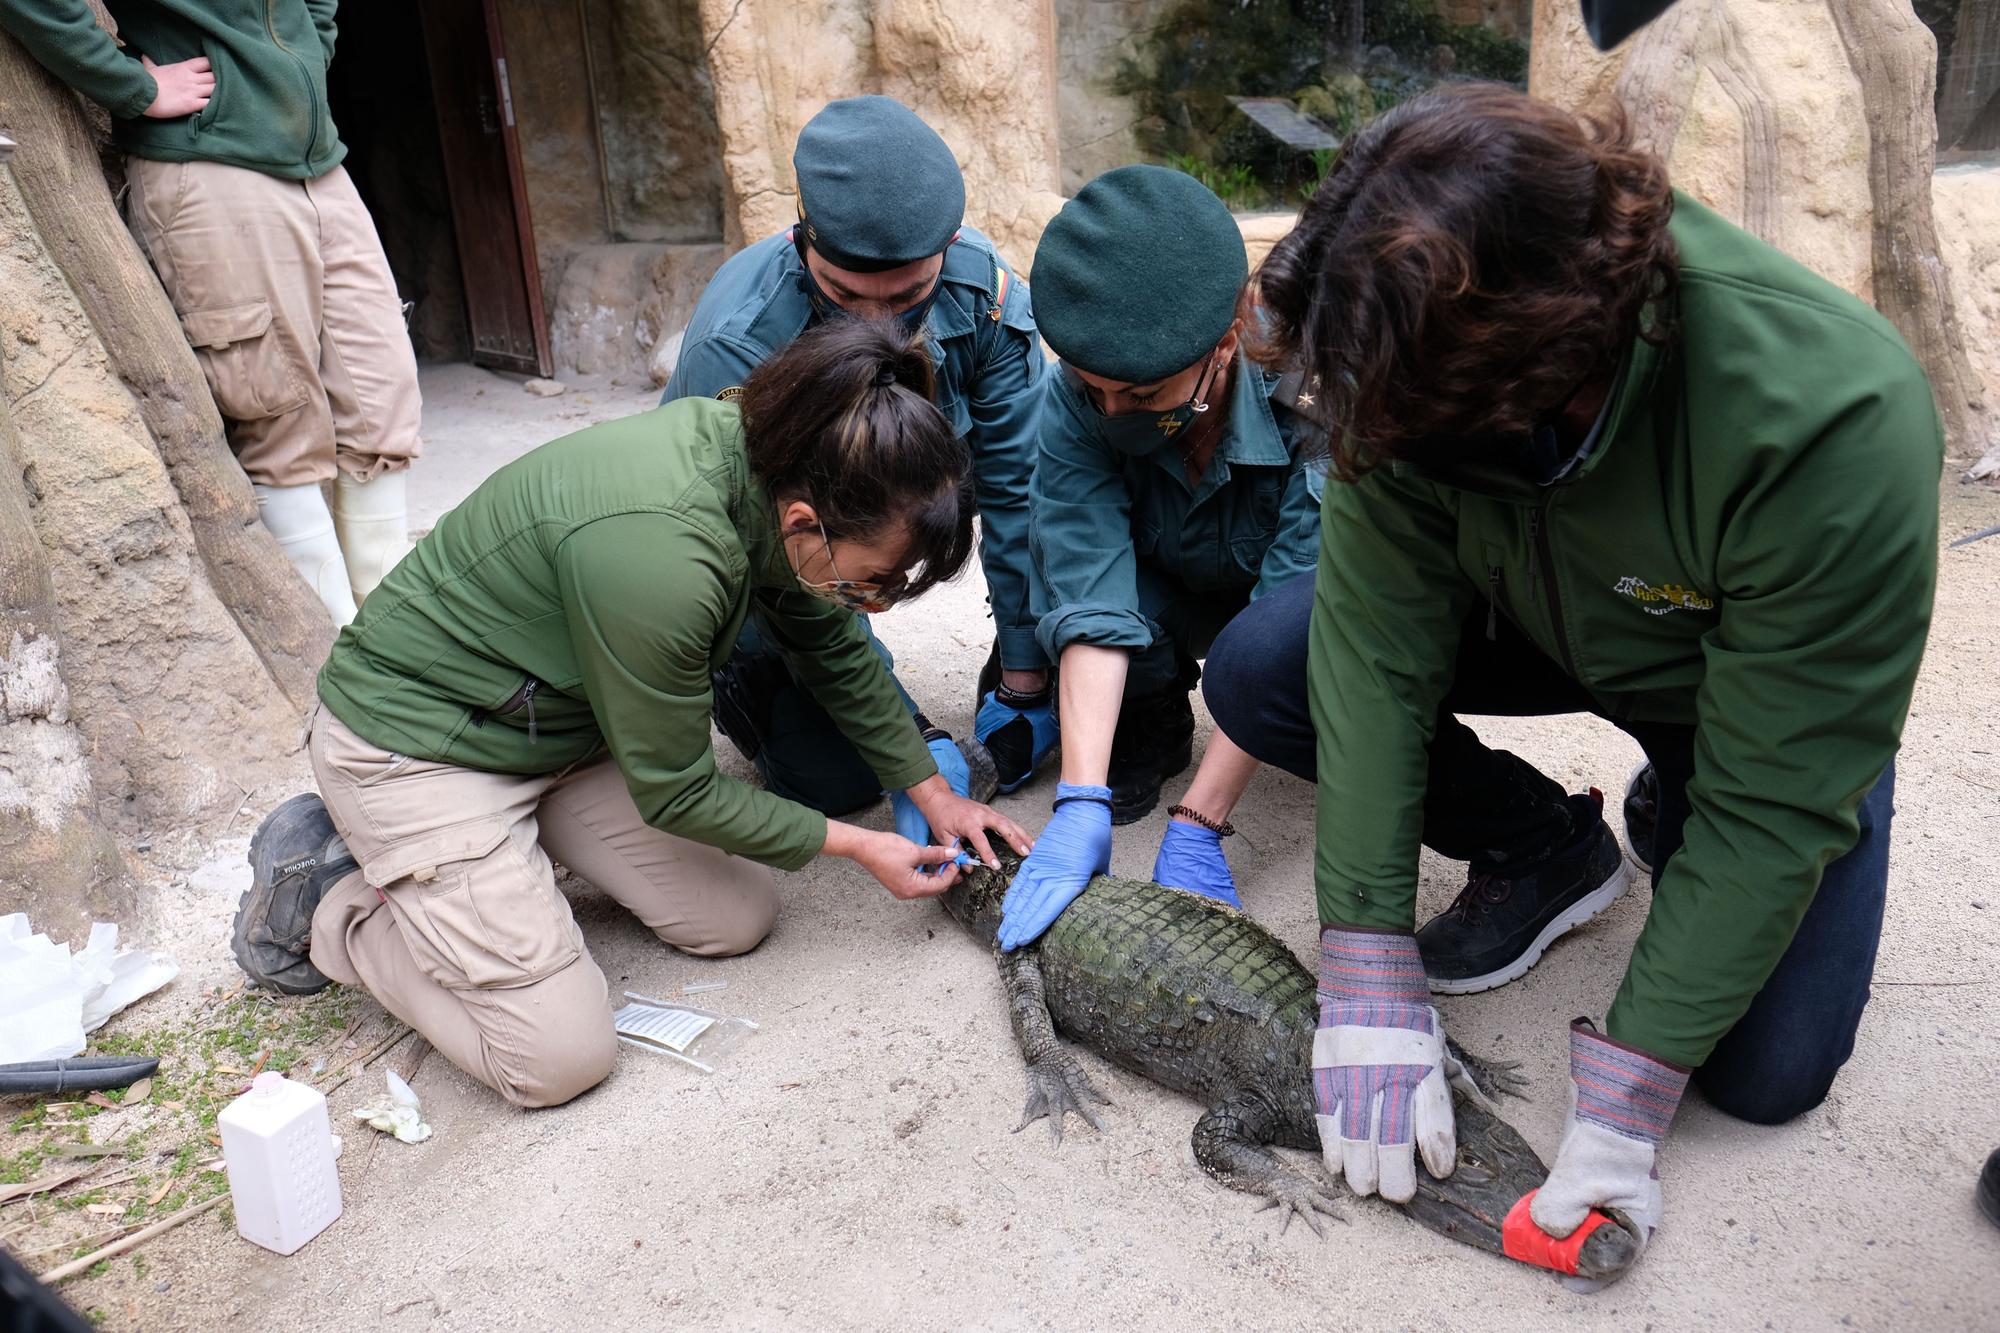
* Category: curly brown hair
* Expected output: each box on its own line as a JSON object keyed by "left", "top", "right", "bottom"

{"left": 1251, "top": 83, "right": 1679, "bottom": 478}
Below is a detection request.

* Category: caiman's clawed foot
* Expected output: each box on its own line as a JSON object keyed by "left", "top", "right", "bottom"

{"left": 1015, "top": 1049, "right": 1111, "bottom": 1145}
{"left": 1252, "top": 1173, "right": 1348, "bottom": 1238}
{"left": 1444, "top": 1038, "right": 1530, "bottom": 1105}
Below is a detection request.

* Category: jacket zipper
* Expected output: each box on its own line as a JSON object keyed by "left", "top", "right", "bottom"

{"left": 1530, "top": 506, "right": 1579, "bottom": 677}
{"left": 268, "top": 0, "right": 320, "bottom": 164}
{"left": 471, "top": 675, "right": 541, "bottom": 743}
{"left": 1485, "top": 567, "right": 1501, "bottom": 640}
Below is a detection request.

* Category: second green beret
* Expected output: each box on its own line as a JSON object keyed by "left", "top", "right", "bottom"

{"left": 1031, "top": 164, "right": 1249, "bottom": 384}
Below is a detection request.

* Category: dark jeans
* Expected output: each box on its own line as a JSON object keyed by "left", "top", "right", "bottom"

{"left": 712, "top": 612, "right": 917, "bottom": 816}
{"left": 1204, "top": 572, "right": 1892, "bottom": 1125}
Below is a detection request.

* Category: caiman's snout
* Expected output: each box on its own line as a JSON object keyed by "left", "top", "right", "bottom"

{"left": 1402, "top": 1095, "right": 1640, "bottom": 1283}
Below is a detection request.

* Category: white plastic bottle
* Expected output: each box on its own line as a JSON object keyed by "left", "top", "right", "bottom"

{"left": 217, "top": 1071, "right": 343, "bottom": 1255}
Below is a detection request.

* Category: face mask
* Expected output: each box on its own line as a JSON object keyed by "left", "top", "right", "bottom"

{"left": 1087, "top": 353, "right": 1224, "bottom": 457}
{"left": 794, "top": 232, "right": 942, "bottom": 335}
{"left": 789, "top": 519, "right": 905, "bottom": 614}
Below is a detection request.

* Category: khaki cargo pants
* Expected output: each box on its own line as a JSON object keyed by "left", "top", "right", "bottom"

{"left": 306, "top": 710, "right": 779, "bottom": 1108}
{"left": 125, "top": 159, "right": 422, "bottom": 487}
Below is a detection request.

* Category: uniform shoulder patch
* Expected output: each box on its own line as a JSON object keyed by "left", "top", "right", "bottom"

{"left": 716, "top": 385, "right": 745, "bottom": 403}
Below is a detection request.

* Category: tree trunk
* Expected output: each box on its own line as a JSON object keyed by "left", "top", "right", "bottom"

{"left": 1826, "top": 0, "right": 1992, "bottom": 474}
{"left": 1540, "top": 0, "right": 1996, "bottom": 475}
{"left": 0, "top": 24, "right": 328, "bottom": 937}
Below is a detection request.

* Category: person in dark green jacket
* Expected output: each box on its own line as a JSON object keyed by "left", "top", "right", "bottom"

{"left": 0, "top": 0, "right": 422, "bottom": 628}
{"left": 664, "top": 97, "right": 1053, "bottom": 826}
{"left": 1217, "top": 85, "right": 1939, "bottom": 1281}
{"left": 230, "top": 322, "right": 1030, "bottom": 1108}
{"left": 993, "top": 165, "right": 1326, "bottom": 951}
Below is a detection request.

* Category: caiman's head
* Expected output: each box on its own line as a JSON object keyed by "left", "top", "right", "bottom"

{"left": 938, "top": 832, "right": 1024, "bottom": 945}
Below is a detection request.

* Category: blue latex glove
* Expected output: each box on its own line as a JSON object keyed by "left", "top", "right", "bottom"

{"left": 996, "top": 783, "right": 1112, "bottom": 951}
{"left": 1151, "top": 820, "right": 1242, "bottom": 908}
{"left": 890, "top": 736, "right": 976, "bottom": 873}
{"left": 975, "top": 687, "right": 1060, "bottom": 793}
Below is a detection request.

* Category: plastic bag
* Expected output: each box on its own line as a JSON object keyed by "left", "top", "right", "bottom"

{"left": 612, "top": 992, "right": 758, "bottom": 1074}
{"left": 352, "top": 1069, "right": 432, "bottom": 1143}
{"left": 0, "top": 914, "right": 179, "bottom": 1063}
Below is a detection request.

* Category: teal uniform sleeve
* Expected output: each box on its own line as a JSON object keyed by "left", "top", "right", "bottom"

{"left": 1309, "top": 465, "right": 1475, "bottom": 931}
{"left": 305, "top": 0, "right": 339, "bottom": 65}
{"left": 1608, "top": 380, "right": 1941, "bottom": 1067}
{"left": 662, "top": 333, "right": 760, "bottom": 405}
{"left": 1030, "top": 372, "right": 1154, "bottom": 661}
{"left": 965, "top": 275, "right": 1048, "bottom": 670}
{"left": 1253, "top": 455, "right": 1326, "bottom": 599}
{"left": 0, "top": 0, "right": 159, "bottom": 118}
{"left": 556, "top": 513, "right": 829, "bottom": 871}
{"left": 754, "top": 587, "right": 939, "bottom": 793}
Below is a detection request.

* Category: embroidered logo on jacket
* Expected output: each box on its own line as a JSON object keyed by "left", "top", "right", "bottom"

{"left": 1613, "top": 575, "right": 1716, "bottom": 616}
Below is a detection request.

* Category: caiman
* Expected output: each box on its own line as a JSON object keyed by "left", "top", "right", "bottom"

{"left": 941, "top": 847, "right": 1639, "bottom": 1281}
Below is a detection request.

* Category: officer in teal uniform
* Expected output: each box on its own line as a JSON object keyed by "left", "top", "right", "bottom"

{"left": 664, "top": 96, "right": 1055, "bottom": 840}
{"left": 993, "top": 165, "right": 1327, "bottom": 948}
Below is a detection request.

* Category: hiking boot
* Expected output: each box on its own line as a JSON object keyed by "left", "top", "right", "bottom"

{"left": 1622, "top": 760, "right": 1659, "bottom": 874}
{"left": 1106, "top": 687, "right": 1195, "bottom": 825}
{"left": 231, "top": 794, "right": 356, "bottom": 995}
{"left": 1418, "top": 791, "right": 1630, "bottom": 995}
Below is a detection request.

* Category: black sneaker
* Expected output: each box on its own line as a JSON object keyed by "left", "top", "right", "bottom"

{"left": 1106, "top": 687, "right": 1195, "bottom": 825}
{"left": 1980, "top": 1149, "right": 2000, "bottom": 1229}
{"left": 1418, "top": 792, "right": 1630, "bottom": 995}
{"left": 1623, "top": 761, "right": 1659, "bottom": 874}
{"left": 231, "top": 794, "right": 356, "bottom": 995}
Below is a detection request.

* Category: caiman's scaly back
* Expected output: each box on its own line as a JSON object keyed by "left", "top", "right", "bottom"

{"left": 942, "top": 841, "right": 1640, "bottom": 1282}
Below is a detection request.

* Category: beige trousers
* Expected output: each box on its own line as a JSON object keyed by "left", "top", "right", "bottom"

{"left": 125, "top": 159, "right": 423, "bottom": 487}
{"left": 306, "top": 710, "right": 779, "bottom": 1108}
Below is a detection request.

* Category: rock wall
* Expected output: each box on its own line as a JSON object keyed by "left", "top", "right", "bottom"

{"left": 1934, "top": 164, "right": 2000, "bottom": 432}
{"left": 1053, "top": 0, "right": 1178, "bottom": 192}
{"left": 698, "top": 0, "right": 1068, "bottom": 269}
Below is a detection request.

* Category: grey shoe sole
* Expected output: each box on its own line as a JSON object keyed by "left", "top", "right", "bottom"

{"left": 231, "top": 793, "right": 350, "bottom": 995}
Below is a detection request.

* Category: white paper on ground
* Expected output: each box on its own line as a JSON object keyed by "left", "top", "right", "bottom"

{"left": 0, "top": 913, "right": 179, "bottom": 1062}
{"left": 613, "top": 1002, "right": 715, "bottom": 1053}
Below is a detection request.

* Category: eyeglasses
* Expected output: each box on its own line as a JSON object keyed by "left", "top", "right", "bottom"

{"left": 797, "top": 521, "right": 910, "bottom": 613}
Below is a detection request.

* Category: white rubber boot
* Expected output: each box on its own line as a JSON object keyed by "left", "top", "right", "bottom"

{"left": 254, "top": 482, "right": 358, "bottom": 627}
{"left": 328, "top": 470, "right": 414, "bottom": 605}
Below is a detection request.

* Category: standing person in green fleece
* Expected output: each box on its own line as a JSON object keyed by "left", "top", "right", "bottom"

{"left": 1223, "top": 85, "right": 1939, "bottom": 1283}
{"left": 228, "top": 322, "right": 1030, "bottom": 1109}
{"left": 993, "top": 165, "right": 1326, "bottom": 949}
{"left": 0, "top": 0, "right": 421, "bottom": 626}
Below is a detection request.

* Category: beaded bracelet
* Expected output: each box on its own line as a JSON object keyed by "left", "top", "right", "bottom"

{"left": 1167, "top": 804, "right": 1235, "bottom": 837}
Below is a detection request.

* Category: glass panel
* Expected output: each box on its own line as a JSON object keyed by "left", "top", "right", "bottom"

{"left": 1061, "top": 0, "right": 1531, "bottom": 211}
{"left": 1922, "top": 0, "right": 2000, "bottom": 161}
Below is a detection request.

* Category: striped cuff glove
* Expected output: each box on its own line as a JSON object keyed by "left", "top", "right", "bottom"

{"left": 1530, "top": 1019, "right": 1689, "bottom": 1280}
{"left": 1311, "top": 927, "right": 1457, "bottom": 1203}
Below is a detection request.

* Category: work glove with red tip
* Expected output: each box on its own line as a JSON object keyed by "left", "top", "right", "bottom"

{"left": 1529, "top": 1019, "right": 1688, "bottom": 1290}
{"left": 1311, "top": 926, "right": 1457, "bottom": 1203}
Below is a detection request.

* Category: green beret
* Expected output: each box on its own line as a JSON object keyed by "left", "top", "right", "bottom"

{"left": 1032, "top": 165, "right": 1248, "bottom": 383}
{"left": 794, "top": 97, "right": 965, "bottom": 273}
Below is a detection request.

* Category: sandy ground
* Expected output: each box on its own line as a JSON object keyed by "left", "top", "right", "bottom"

{"left": 33, "top": 363, "right": 2000, "bottom": 1331}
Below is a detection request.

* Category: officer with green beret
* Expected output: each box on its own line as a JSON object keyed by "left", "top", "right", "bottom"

{"left": 993, "top": 165, "right": 1327, "bottom": 949}
{"left": 665, "top": 95, "right": 1053, "bottom": 848}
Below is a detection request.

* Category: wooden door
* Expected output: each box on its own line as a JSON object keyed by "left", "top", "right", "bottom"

{"left": 419, "top": 0, "right": 552, "bottom": 377}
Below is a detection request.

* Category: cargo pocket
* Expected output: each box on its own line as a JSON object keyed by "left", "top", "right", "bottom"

{"left": 179, "top": 301, "right": 311, "bottom": 421}
{"left": 365, "top": 820, "right": 584, "bottom": 991}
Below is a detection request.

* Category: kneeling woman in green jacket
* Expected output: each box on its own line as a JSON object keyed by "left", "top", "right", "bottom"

{"left": 231, "top": 321, "right": 1030, "bottom": 1108}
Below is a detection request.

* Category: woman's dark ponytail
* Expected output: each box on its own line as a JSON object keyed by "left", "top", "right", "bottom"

{"left": 740, "top": 319, "right": 974, "bottom": 599}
